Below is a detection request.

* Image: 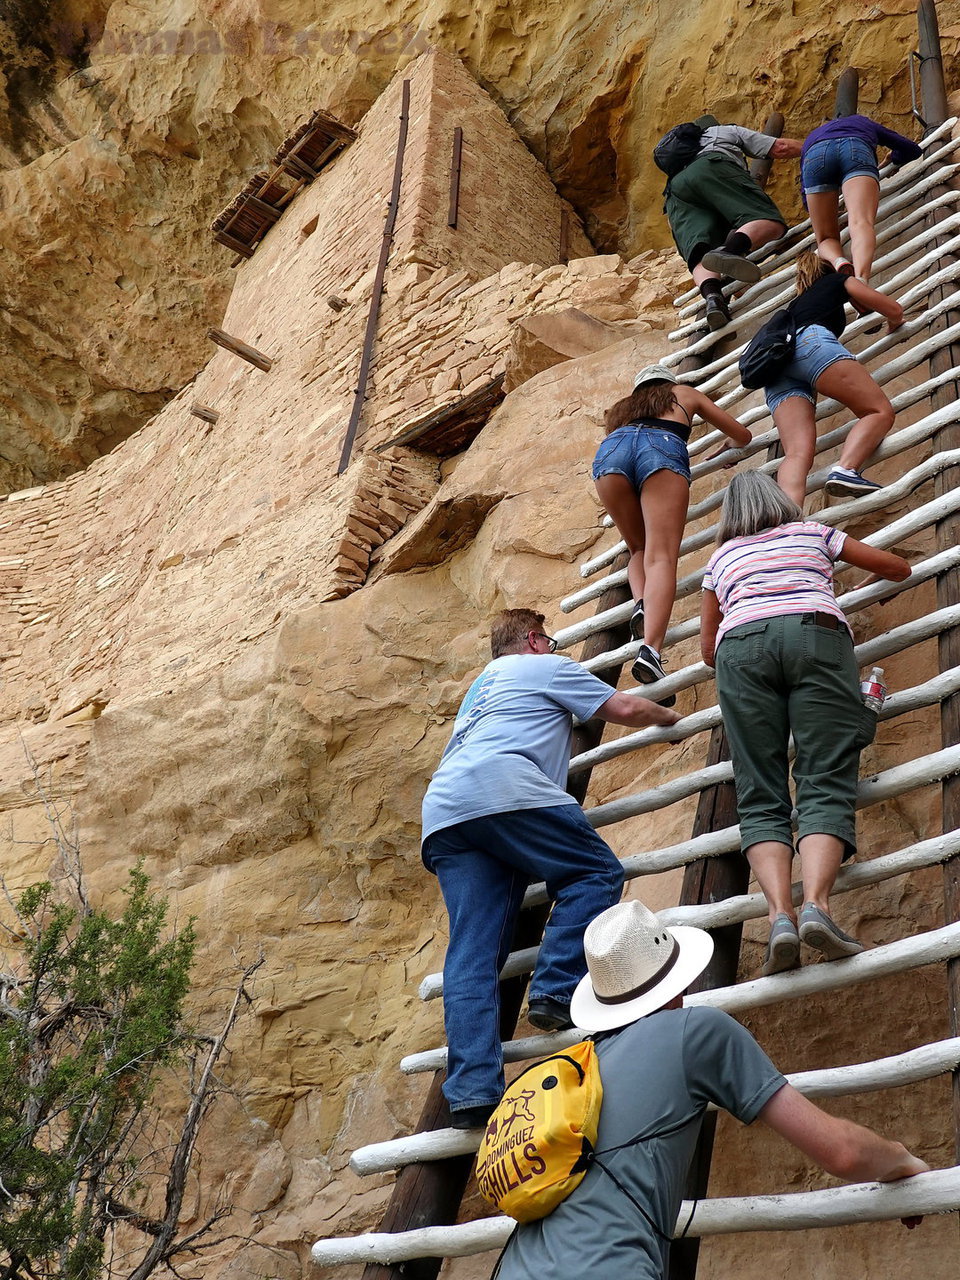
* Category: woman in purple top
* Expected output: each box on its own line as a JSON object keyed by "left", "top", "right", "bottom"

{"left": 801, "top": 114, "right": 922, "bottom": 280}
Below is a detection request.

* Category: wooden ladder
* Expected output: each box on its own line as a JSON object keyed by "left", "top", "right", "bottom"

{"left": 312, "top": 11, "right": 960, "bottom": 1274}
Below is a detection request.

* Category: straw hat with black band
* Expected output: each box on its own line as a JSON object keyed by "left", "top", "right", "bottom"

{"left": 571, "top": 900, "right": 715, "bottom": 1033}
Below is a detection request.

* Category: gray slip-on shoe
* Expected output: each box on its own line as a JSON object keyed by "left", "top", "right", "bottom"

{"left": 798, "top": 902, "right": 864, "bottom": 960}
{"left": 762, "top": 913, "right": 801, "bottom": 976}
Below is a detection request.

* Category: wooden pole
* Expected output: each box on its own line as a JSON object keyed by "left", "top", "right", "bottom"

{"left": 667, "top": 172, "right": 775, "bottom": 1270}
{"left": 338, "top": 80, "right": 411, "bottom": 475}
{"left": 559, "top": 207, "right": 571, "bottom": 264}
{"left": 206, "top": 328, "right": 273, "bottom": 371}
{"left": 189, "top": 403, "right": 219, "bottom": 424}
{"left": 212, "top": 230, "right": 254, "bottom": 258}
{"left": 748, "top": 112, "right": 784, "bottom": 189}
{"left": 919, "top": 0, "right": 949, "bottom": 131}
{"left": 447, "top": 127, "right": 463, "bottom": 229}
{"left": 917, "top": 0, "right": 960, "bottom": 1165}
{"left": 667, "top": 726, "right": 744, "bottom": 1280}
{"left": 834, "top": 67, "right": 860, "bottom": 118}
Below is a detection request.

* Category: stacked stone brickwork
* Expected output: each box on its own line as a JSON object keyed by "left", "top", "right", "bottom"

{"left": 0, "top": 51, "right": 683, "bottom": 720}
{"left": 328, "top": 452, "right": 440, "bottom": 597}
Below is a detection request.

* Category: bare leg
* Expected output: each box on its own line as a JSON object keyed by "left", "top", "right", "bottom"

{"left": 773, "top": 396, "right": 817, "bottom": 506}
{"left": 594, "top": 473, "right": 646, "bottom": 603}
{"left": 736, "top": 217, "right": 787, "bottom": 250}
{"left": 636, "top": 469, "right": 689, "bottom": 652}
{"left": 806, "top": 191, "right": 844, "bottom": 267}
{"left": 692, "top": 262, "right": 721, "bottom": 286}
{"left": 841, "top": 175, "right": 881, "bottom": 281}
{"left": 796, "top": 833, "right": 845, "bottom": 912}
{"left": 814, "top": 359, "right": 894, "bottom": 471}
{"left": 746, "top": 841, "right": 796, "bottom": 923}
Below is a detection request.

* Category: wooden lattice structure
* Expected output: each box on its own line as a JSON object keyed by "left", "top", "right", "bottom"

{"left": 211, "top": 108, "right": 356, "bottom": 259}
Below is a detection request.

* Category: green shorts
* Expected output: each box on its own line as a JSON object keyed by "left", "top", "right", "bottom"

{"left": 664, "top": 153, "right": 787, "bottom": 268}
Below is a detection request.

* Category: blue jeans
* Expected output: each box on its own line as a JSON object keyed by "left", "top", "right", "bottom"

{"left": 422, "top": 804, "right": 624, "bottom": 1112}
{"left": 802, "top": 137, "right": 880, "bottom": 194}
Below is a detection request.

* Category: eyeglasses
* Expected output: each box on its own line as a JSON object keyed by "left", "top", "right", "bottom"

{"left": 533, "top": 632, "right": 558, "bottom": 653}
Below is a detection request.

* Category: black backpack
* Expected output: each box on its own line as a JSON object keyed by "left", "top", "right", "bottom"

{"left": 738, "top": 309, "right": 798, "bottom": 389}
{"left": 653, "top": 123, "right": 706, "bottom": 178}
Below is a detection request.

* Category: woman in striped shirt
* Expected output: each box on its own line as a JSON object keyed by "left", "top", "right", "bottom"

{"left": 699, "top": 472, "right": 909, "bottom": 976}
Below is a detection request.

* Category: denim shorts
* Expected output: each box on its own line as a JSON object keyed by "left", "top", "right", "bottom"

{"left": 592, "top": 426, "right": 692, "bottom": 488}
{"left": 764, "top": 324, "right": 854, "bottom": 413}
{"left": 802, "top": 137, "right": 880, "bottom": 194}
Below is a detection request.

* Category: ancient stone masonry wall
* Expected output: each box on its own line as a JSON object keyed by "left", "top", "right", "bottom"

{"left": 404, "top": 50, "right": 591, "bottom": 278}
{"left": 0, "top": 51, "right": 675, "bottom": 731}
{"left": 0, "top": 241, "right": 674, "bottom": 727}
{"left": 3, "top": 0, "right": 959, "bottom": 486}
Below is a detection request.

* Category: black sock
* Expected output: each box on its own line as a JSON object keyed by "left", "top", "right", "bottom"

{"left": 699, "top": 278, "right": 724, "bottom": 300}
{"left": 723, "top": 230, "right": 752, "bottom": 256}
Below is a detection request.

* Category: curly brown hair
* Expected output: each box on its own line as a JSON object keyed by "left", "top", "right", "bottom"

{"left": 604, "top": 382, "right": 678, "bottom": 435}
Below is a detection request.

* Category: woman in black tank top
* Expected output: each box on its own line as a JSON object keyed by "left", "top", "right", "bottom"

{"left": 765, "top": 252, "right": 904, "bottom": 504}
{"left": 592, "top": 366, "right": 750, "bottom": 697}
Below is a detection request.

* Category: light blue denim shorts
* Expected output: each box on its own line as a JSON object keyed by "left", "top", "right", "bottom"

{"left": 592, "top": 425, "right": 692, "bottom": 488}
{"left": 802, "top": 137, "right": 880, "bottom": 194}
{"left": 764, "top": 324, "right": 854, "bottom": 413}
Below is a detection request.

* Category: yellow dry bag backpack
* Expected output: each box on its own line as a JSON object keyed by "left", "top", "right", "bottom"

{"left": 475, "top": 1040, "right": 602, "bottom": 1223}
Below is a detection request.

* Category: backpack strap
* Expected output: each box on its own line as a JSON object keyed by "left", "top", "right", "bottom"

{"left": 590, "top": 1111, "right": 702, "bottom": 1243}
{"left": 594, "top": 1110, "right": 698, "bottom": 1155}
{"left": 589, "top": 1154, "right": 676, "bottom": 1243}
{"left": 488, "top": 1223, "right": 518, "bottom": 1279}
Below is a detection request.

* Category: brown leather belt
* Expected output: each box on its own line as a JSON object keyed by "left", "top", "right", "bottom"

{"left": 801, "top": 611, "right": 840, "bottom": 630}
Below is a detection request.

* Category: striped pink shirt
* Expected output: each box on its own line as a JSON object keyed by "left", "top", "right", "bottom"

{"left": 703, "top": 521, "right": 850, "bottom": 645}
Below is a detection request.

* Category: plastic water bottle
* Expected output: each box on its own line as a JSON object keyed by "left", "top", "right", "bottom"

{"left": 860, "top": 666, "right": 887, "bottom": 713}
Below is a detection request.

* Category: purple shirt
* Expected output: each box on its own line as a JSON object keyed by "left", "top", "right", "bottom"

{"left": 802, "top": 114, "right": 922, "bottom": 169}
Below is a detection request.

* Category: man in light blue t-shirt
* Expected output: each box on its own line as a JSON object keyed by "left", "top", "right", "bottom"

{"left": 421, "top": 607, "right": 680, "bottom": 1128}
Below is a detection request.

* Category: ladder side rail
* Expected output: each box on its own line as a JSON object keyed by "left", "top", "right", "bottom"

{"left": 917, "top": 0, "right": 960, "bottom": 1166}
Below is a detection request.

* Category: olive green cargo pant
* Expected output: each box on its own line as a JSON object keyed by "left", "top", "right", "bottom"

{"left": 715, "top": 613, "right": 875, "bottom": 859}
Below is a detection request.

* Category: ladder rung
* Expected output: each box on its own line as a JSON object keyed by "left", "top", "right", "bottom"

{"left": 311, "top": 1165, "right": 960, "bottom": 1264}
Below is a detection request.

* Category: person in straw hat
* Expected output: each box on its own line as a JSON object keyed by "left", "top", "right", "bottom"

{"left": 495, "top": 900, "right": 927, "bottom": 1280}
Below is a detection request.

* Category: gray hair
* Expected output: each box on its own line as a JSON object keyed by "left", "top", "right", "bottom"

{"left": 716, "top": 472, "right": 803, "bottom": 544}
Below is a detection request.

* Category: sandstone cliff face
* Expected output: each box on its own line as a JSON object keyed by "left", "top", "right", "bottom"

{"left": 0, "top": 0, "right": 958, "bottom": 484}
{"left": 0, "top": 287, "right": 956, "bottom": 1278}
{"left": 0, "top": 7, "right": 959, "bottom": 1280}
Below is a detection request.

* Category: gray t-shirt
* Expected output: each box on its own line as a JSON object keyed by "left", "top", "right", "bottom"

{"left": 421, "top": 654, "right": 614, "bottom": 842}
{"left": 699, "top": 124, "right": 776, "bottom": 170}
{"left": 496, "top": 1006, "right": 787, "bottom": 1280}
